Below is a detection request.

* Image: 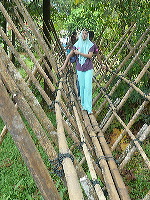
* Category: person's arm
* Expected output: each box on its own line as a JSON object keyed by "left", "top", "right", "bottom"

{"left": 59, "top": 50, "right": 74, "bottom": 71}
{"left": 74, "top": 50, "right": 93, "bottom": 59}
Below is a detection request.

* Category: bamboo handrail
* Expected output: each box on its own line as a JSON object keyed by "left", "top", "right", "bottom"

{"left": 119, "top": 125, "right": 150, "bottom": 170}
{"left": 101, "top": 88, "right": 150, "bottom": 169}
{"left": 0, "top": 47, "right": 56, "bottom": 136}
{"left": 55, "top": 78, "right": 84, "bottom": 200}
{"left": 111, "top": 100, "right": 149, "bottom": 151}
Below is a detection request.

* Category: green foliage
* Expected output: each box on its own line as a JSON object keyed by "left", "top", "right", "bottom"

{"left": 0, "top": 130, "right": 43, "bottom": 199}
{"left": 124, "top": 141, "right": 150, "bottom": 199}
{"left": 0, "top": 115, "right": 68, "bottom": 200}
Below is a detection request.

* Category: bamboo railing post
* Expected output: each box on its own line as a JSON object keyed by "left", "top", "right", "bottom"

{"left": 0, "top": 47, "right": 56, "bottom": 139}
{"left": 111, "top": 100, "right": 149, "bottom": 151}
{"left": 0, "top": 78, "right": 61, "bottom": 200}
{"left": 119, "top": 125, "right": 150, "bottom": 170}
{"left": 0, "top": 58, "right": 58, "bottom": 160}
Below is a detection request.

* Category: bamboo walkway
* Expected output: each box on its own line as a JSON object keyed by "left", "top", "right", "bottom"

{"left": 0, "top": 1, "right": 149, "bottom": 200}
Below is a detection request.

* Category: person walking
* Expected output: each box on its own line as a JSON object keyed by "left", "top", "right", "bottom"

{"left": 60, "top": 29, "right": 95, "bottom": 114}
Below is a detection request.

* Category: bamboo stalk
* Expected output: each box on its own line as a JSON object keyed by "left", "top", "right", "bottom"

{"left": 94, "top": 28, "right": 150, "bottom": 114}
{"left": 55, "top": 78, "right": 84, "bottom": 200}
{"left": 14, "top": 7, "right": 58, "bottom": 85}
{"left": 0, "top": 78, "right": 61, "bottom": 200}
{"left": 102, "top": 89, "right": 150, "bottom": 169}
{"left": 119, "top": 125, "right": 150, "bottom": 170}
{"left": 83, "top": 113, "right": 120, "bottom": 200}
{"left": 90, "top": 115, "right": 131, "bottom": 200}
{"left": 111, "top": 100, "right": 149, "bottom": 151}
{"left": 0, "top": 47, "right": 55, "bottom": 136}
{"left": 0, "top": 58, "right": 58, "bottom": 160}
{"left": 102, "top": 45, "right": 150, "bottom": 132}
{"left": 13, "top": 0, "right": 58, "bottom": 69}
{"left": 0, "top": 3, "right": 55, "bottom": 93}
{"left": 0, "top": 28, "right": 53, "bottom": 105}
{"left": 71, "top": 96, "right": 106, "bottom": 200}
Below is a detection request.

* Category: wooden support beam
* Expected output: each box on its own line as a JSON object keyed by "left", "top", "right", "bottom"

{"left": 0, "top": 78, "right": 61, "bottom": 200}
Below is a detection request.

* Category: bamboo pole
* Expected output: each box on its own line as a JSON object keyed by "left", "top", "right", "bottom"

{"left": 107, "top": 45, "right": 150, "bottom": 99}
{"left": 0, "top": 28, "right": 53, "bottom": 105}
{"left": 14, "top": 7, "right": 58, "bottom": 85}
{"left": 102, "top": 90, "right": 150, "bottom": 169}
{"left": 92, "top": 24, "right": 136, "bottom": 105}
{"left": 55, "top": 78, "right": 84, "bottom": 200}
{"left": 0, "top": 47, "right": 56, "bottom": 137}
{"left": 71, "top": 96, "right": 106, "bottom": 200}
{"left": 0, "top": 58, "right": 58, "bottom": 160}
{"left": 13, "top": 0, "right": 59, "bottom": 69}
{"left": 0, "top": 78, "right": 61, "bottom": 200}
{"left": 119, "top": 125, "right": 150, "bottom": 170}
{"left": 90, "top": 115, "right": 131, "bottom": 200}
{"left": 106, "top": 23, "right": 136, "bottom": 61}
{"left": 102, "top": 44, "right": 150, "bottom": 132}
{"left": 93, "top": 23, "right": 136, "bottom": 89}
{"left": 0, "top": 3, "right": 55, "bottom": 94}
{"left": 82, "top": 112, "right": 121, "bottom": 200}
{"left": 111, "top": 100, "right": 149, "bottom": 151}
{"left": 93, "top": 27, "right": 150, "bottom": 112}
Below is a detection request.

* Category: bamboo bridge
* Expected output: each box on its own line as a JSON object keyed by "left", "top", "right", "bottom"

{"left": 0, "top": 0, "right": 150, "bottom": 199}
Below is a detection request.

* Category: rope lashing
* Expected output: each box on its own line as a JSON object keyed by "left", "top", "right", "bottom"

{"left": 96, "top": 156, "right": 115, "bottom": 163}
{"left": 90, "top": 179, "right": 100, "bottom": 186}
{"left": 49, "top": 153, "right": 74, "bottom": 177}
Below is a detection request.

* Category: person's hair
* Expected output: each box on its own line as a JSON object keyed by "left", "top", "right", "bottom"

{"left": 72, "top": 31, "right": 77, "bottom": 36}
{"left": 88, "top": 31, "right": 94, "bottom": 40}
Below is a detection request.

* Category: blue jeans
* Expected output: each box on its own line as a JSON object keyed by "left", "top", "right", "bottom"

{"left": 77, "top": 69, "right": 93, "bottom": 114}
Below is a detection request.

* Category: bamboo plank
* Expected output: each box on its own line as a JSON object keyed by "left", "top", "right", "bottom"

{"left": 90, "top": 115, "right": 131, "bottom": 200}
{"left": 83, "top": 112, "right": 120, "bottom": 200}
